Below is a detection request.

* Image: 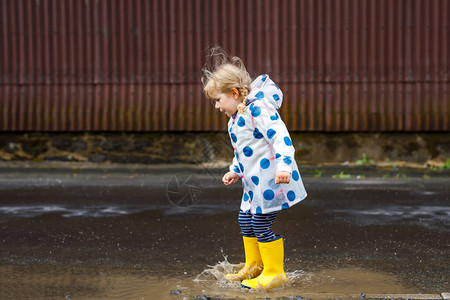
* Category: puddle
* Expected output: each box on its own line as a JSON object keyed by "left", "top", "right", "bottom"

{"left": 0, "top": 262, "right": 413, "bottom": 300}
{"left": 188, "top": 260, "right": 413, "bottom": 298}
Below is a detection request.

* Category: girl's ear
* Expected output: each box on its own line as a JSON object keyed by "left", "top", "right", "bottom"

{"left": 231, "top": 88, "right": 240, "bottom": 100}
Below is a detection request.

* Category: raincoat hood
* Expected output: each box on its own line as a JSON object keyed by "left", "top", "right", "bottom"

{"left": 247, "top": 74, "right": 283, "bottom": 110}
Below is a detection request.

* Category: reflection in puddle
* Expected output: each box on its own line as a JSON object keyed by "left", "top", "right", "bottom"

{"left": 331, "top": 205, "right": 450, "bottom": 231}
{"left": 0, "top": 203, "right": 236, "bottom": 219}
{"left": 1, "top": 262, "right": 413, "bottom": 300}
{"left": 0, "top": 204, "right": 158, "bottom": 218}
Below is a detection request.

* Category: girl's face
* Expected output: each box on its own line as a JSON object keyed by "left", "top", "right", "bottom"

{"left": 212, "top": 88, "right": 241, "bottom": 117}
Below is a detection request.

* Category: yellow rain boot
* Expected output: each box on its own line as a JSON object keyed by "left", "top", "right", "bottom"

{"left": 241, "top": 237, "right": 288, "bottom": 290}
{"left": 225, "top": 236, "right": 263, "bottom": 281}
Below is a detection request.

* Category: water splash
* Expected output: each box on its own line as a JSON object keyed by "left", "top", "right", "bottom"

{"left": 286, "top": 269, "right": 312, "bottom": 286}
{"left": 194, "top": 255, "right": 243, "bottom": 283}
{"left": 193, "top": 254, "right": 310, "bottom": 293}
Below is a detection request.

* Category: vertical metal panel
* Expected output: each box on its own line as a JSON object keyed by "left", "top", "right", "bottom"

{"left": 0, "top": 0, "right": 448, "bottom": 132}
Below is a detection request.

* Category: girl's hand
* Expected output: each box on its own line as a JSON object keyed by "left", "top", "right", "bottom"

{"left": 222, "top": 172, "right": 240, "bottom": 186}
{"left": 275, "top": 171, "right": 291, "bottom": 184}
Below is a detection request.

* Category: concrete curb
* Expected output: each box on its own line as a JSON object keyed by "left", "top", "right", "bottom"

{"left": 236, "top": 293, "right": 449, "bottom": 300}
{"left": 362, "top": 294, "right": 443, "bottom": 300}
{"left": 317, "top": 294, "right": 443, "bottom": 300}
{"left": 195, "top": 293, "right": 450, "bottom": 300}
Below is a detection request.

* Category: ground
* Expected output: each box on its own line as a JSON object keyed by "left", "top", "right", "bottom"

{"left": 0, "top": 162, "right": 448, "bottom": 299}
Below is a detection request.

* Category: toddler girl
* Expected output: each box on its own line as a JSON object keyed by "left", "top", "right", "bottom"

{"left": 201, "top": 50, "right": 307, "bottom": 290}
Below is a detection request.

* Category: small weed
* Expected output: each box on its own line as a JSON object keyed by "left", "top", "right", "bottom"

{"left": 428, "top": 158, "right": 450, "bottom": 171}
{"left": 356, "top": 153, "right": 375, "bottom": 166}
{"left": 332, "top": 172, "right": 352, "bottom": 179}
{"left": 444, "top": 158, "right": 450, "bottom": 169}
{"left": 423, "top": 174, "right": 431, "bottom": 180}
{"left": 394, "top": 173, "right": 407, "bottom": 179}
{"left": 314, "top": 170, "right": 322, "bottom": 178}
{"left": 382, "top": 174, "right": 390, "bottom": 179}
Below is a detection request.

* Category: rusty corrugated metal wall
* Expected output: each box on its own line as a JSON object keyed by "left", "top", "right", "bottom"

{"left": 0, "top": 0, "right": 448, "bottom": 132}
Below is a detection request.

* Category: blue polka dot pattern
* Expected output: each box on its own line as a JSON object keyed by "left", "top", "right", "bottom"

{"left": 226, "top": 74, "right": 308, "bottom": 215}
{"left": 243, "top": 193, "right": 249, "bottom": 202}
{"left": 284, "top": 137, "right": 293, "bottom": 146}
{"left": 253, "top": 128, "right": 264, "bottom": 139}
{"left": 251, "top": 106, "right": 261, "bottom": 117}
{"left": 263, "top": 189, "right": 275, "bottom": 200}
{"left": 268, "top": 179, "right": 278, "bottom": 189}
{"left": 287, "top": 191, "right": 296, "bottom": 201}
{"left": 270, "top": 113, "right": 279, "bottom": 121}
{"left": 260, "top": 158, "right": 270, "bottom": 169}
{"left": 283, "top": 157, "right": 292, "bottom": 165}
{"left": 243, "top": 146, "right": 253, "bottom": 157}
{"left": 267, "top": 129, "right": 276, "bottom": 139}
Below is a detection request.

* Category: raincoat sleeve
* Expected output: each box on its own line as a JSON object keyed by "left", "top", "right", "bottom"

{"left": 252, "top": 104, "right": 296, "bottom": 174}
{"left": 229, "top": 155, "right": 243, "bottom": 177}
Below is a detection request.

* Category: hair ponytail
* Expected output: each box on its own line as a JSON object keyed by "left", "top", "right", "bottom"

{"left": 201, "top": 46, "right": 252, "bottom": 103}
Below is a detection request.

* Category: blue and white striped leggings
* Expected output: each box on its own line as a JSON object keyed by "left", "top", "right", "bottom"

{"left": 238, "top": 210, "right": 278, "bottom": 242}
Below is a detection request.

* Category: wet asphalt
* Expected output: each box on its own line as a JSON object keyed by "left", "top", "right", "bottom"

{"left": 0, "top": 165, "right": 448, "bottom": 299}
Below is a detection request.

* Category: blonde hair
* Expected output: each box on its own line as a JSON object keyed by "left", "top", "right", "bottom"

{"left": 201, "top": 47, "right": 252, "bottom": 112}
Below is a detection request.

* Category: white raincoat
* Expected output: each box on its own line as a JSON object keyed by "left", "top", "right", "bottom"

{"left": 228, "top": 74, "right": 307, "bottom": 214}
